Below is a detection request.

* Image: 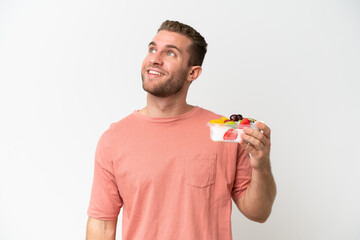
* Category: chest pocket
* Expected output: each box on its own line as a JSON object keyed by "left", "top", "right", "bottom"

{"left": 186, "top": 153, "right": 217, "bottom": 188}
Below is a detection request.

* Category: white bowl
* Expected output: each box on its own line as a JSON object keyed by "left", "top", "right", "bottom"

{"left": 207, "top": 122, "right": 257, "bottom": 143}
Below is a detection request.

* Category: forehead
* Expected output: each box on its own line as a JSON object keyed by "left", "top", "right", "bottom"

{"left": 151, "top": 30, "right": 192, "bottom": 51}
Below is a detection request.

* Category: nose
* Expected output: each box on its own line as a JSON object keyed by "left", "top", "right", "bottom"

{"left": 149, "top": 51, "right": 163, "bottom": 66}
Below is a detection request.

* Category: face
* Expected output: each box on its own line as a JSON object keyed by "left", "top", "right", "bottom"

{"left": 141, "top": 30, "right": 193, "bottom": 98}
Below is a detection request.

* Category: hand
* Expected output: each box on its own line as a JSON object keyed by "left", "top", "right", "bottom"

{"left": 239, "top": 121, "right": 271, "bottom": 170}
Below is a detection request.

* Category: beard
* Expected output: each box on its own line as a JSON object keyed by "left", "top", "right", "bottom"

{"left": 141, "top": 68, "right": 189, "bottom": 98}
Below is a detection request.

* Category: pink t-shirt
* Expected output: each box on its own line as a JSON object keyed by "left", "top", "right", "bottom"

{"left": 88, "top": 107, "right": 252, "bottom": 239}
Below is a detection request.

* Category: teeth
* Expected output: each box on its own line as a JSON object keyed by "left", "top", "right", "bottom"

{"left": 149, "top": 70, "right": 162, "bottom": 75}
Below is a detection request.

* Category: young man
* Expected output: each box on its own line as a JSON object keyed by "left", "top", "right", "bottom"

{"left": 86, "top": 20, "right": 276, "bottom": 240}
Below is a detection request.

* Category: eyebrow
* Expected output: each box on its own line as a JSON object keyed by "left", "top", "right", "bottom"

{"left": 148, "top": 42, "right": 182, "bottom": 53}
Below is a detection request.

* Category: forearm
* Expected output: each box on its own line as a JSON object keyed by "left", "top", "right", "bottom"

{"left": 237, "top": 121, "right": 276, "bottom": 222}
{"left": 238, "top": 167, "right": 276, "bottom": 223}
{"left": 86, "top": 217, "right": 117, "bottom": 240}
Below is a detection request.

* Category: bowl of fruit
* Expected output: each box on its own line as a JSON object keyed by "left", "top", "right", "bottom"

{"left": 207, "top": 114, "right": 257, "bottom": 142}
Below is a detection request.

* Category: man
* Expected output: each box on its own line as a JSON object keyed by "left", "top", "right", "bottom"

{"left": 86, "top": 20, "right": 276, "bottom": 240}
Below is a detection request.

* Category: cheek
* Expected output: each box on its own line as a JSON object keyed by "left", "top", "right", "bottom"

{"left": 141, "top": 59, "right": 147, "bottom": 71}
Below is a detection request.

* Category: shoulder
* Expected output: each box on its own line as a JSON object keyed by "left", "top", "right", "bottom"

{"left": 108, "top": 112, "right": 137, "bottom": 130}
{"left": 99, "top": 112, "right": 137, "bottom": 144}
{"left": 195, "top": 107, "right": 224, "bottom": 120}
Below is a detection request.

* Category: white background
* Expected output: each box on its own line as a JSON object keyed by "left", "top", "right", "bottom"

{"left": 1, "top": 0, "right": 359, "bottom": 239}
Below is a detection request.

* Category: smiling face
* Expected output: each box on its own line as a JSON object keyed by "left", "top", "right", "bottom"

{"left": 141, "top": 30, "right": 193, "bottom": 98}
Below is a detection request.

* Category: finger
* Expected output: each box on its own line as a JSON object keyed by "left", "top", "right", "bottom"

{"left": 243, "top": 127, "right": 269, "bottom": 147}
{"left": 239, "top": 138, "right": 256, "bottom": 154}
{"left": 255, "top": 121, "right": 271, "bottom": 139}
{"left": 240, "top": 132, "right": 265, "bottom": 150}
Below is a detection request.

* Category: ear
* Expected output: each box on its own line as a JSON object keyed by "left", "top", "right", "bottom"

{"left": 187, "top": 66, "right": 202, "bottom": 82}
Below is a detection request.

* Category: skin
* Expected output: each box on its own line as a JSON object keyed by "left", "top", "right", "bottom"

{"left": 139, "top": 30, "right": 202, "bottom": 117}
{"left": 237, "top": 121, "right": 277, "bottom": 222}
{"left": 86, "top": 30, "right": 276, "bottom": 239}
{"left": 86, "top": 217, "right": 117, "bottom": 240}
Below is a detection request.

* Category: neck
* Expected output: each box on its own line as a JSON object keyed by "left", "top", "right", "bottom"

{"left": 139, "top": 91, "right": 194, "bottom": 118}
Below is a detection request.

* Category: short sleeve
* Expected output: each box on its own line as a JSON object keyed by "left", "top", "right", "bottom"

{"left": 87, "top": 133, "right": 123, "bottom": 220}
{"left": 231, "top": 147, "right": 252, "bottom": 202}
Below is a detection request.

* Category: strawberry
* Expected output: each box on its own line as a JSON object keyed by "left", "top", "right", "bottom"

{"left": 240, "top": 118, "right": 250, "bottom": 125}
{"left": 223, "top": 129, "right": 238, "bottom": 140}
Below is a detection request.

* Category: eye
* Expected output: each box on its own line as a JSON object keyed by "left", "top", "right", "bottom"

{"left": 167, "top": 51, "right": 175, "bottom": 57}
{"left": 149, "top": 48, "right": 156, "bottom": 54}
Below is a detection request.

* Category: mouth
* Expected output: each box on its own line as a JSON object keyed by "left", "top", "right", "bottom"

{"left": 147, "top": 69, "right": 165, "bottom": 77}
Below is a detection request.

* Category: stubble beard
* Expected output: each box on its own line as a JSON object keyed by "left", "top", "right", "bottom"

{"left": 141, "top": 70, "right": 188, "bottom": 98}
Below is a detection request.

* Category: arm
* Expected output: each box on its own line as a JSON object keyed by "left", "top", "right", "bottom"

{"left": 86, "top": 217, "right": 117, "bottom": 240}
{"left": 236, "top": 121, "right": 277, "bottom": 223}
